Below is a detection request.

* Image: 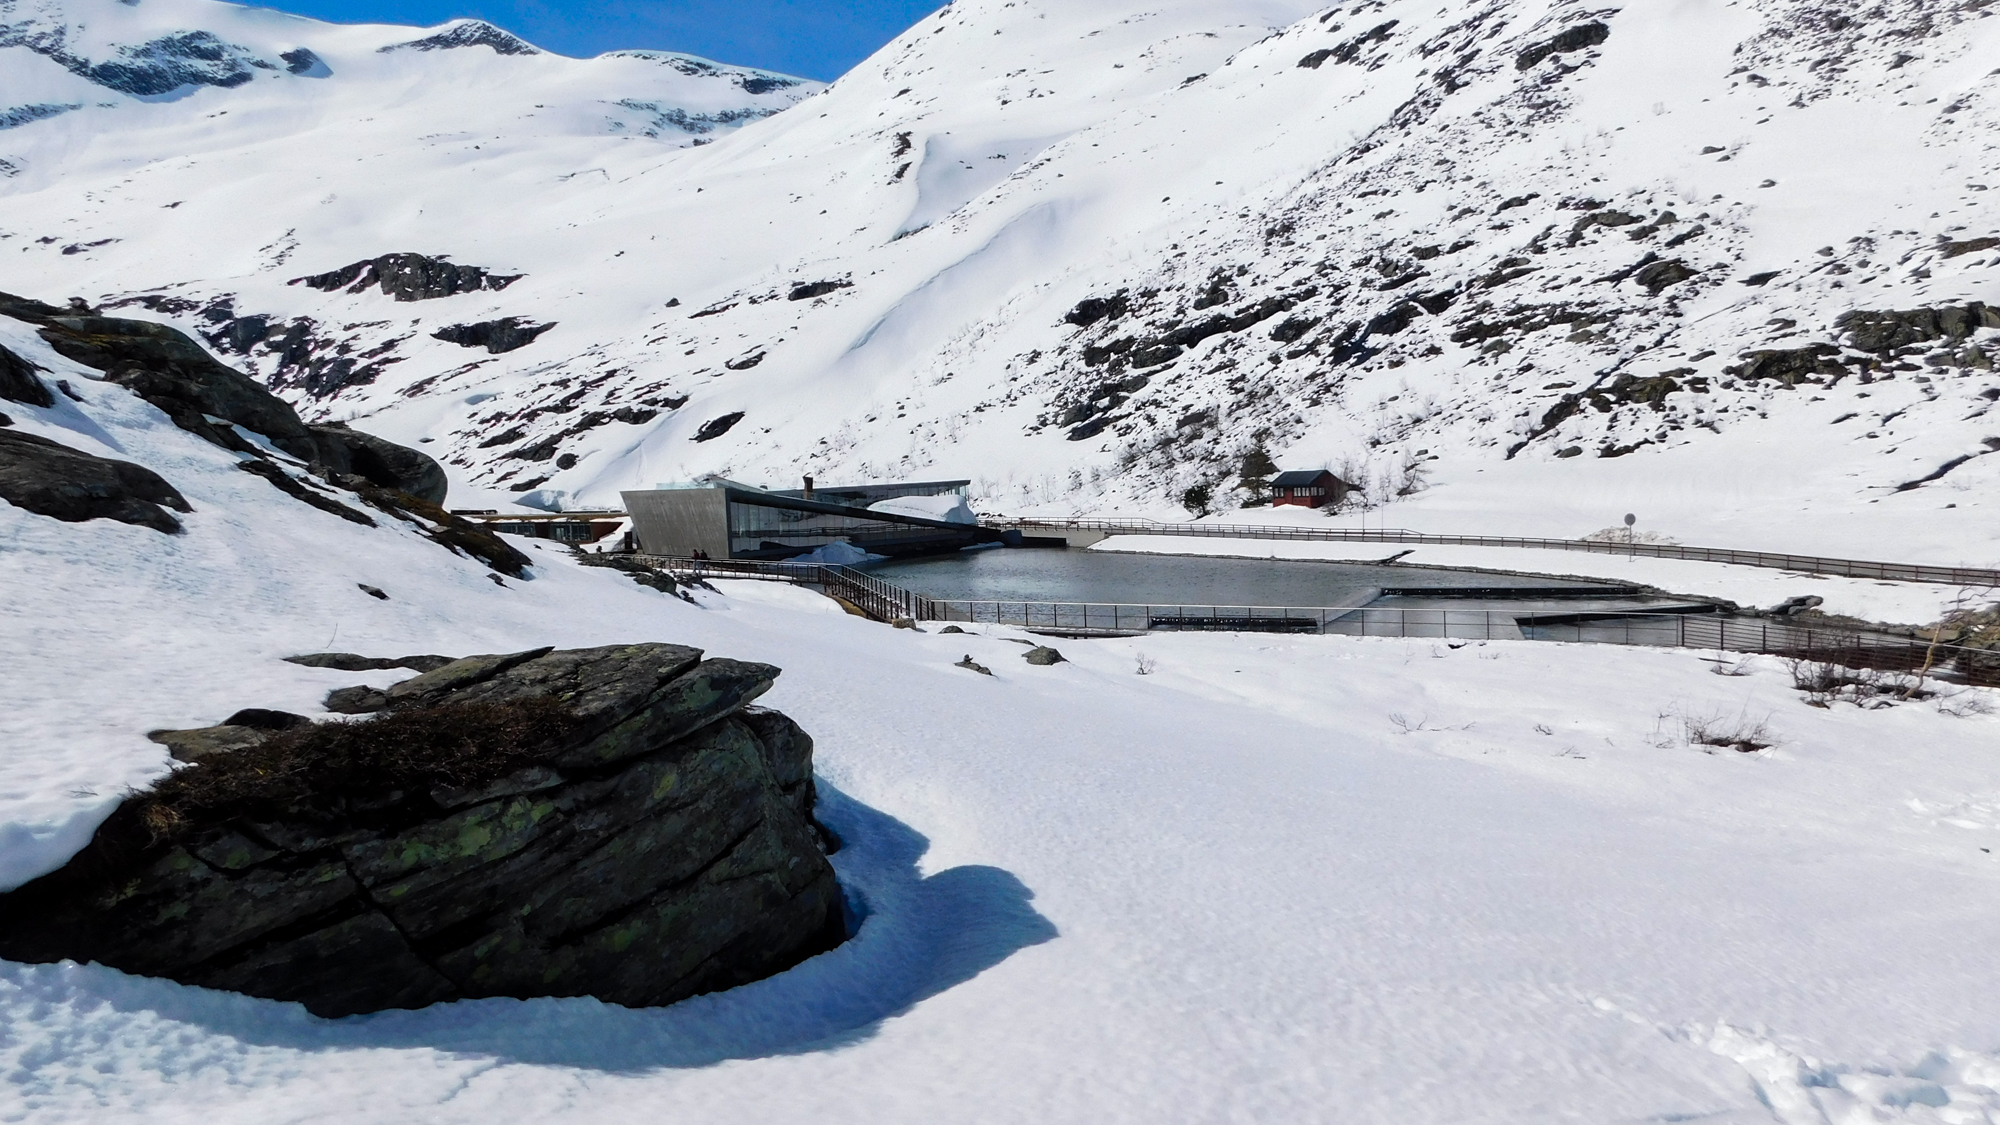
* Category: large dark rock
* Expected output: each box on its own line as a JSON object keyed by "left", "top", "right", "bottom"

{"left": 307, "top": 422, "right": 448, "bottom": 504}
{"left": 1633, "top": 258, "right": 1697, "bottom": 294}
{"left": 431, "top": 318, "right": 555, "bottom": 355}
{"left": 0, "top": 428, "right": 190, "bottom": 533}
{"left": 290, "top": 253, "right": 522, "bottom": 301}
{"left": 0, "top": 643, "right": 841, "bottom": 1018}
{"left": 0, "top": 343, "right": 54, "bottom": 408}
{"left": 1516, "top": 21, "right": 1610, "bottom": 70}
{"left": 787, "top": 279, "right": 851, "bottom": 301}
{"left": 1064, "top": 291, "right": 1129, "bottom": 327}
{"left": 693, "top": 412, "right": 746, "bottom": 442}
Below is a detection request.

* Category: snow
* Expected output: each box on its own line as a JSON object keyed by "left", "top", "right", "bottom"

{"left": 867, "top": 492, "right": 975, "bottom": 524}
{"left": 5, "top": 0, "right": 1992, "bottom": 570}
{"left": 8, "top": 302, "right": 2000, "bottom": 1122}
{"left": 789, "top": 540, "right": 880, "bottom": 565}
{"left": 7, "top": 0, "right": 2000, "bottom": 1117}
{"left": 9, "top": 559, "right": 2000, "bottom": 1120}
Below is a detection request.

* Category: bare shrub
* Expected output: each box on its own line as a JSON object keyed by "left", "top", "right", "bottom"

{"left": 1389, "top": 712, "right": 1470, "bottom": 734}
{"left": 1682, "top": 712, "right": 1774, "bottom": 753}
{"left": 1936, "top": 688, "right": 1997, "bottom": 718}
{"left": 1134, "top": 653, "right": 1157, "bottom": 676}
{"left": 1654, "top": 707, "right": 1774, "bottom": 753}
{"left": 1785, "top": 659, "right": 1933, "bottom": 708}
{"left": 1394, "top": 454, "right": 1429, "bottom": 497}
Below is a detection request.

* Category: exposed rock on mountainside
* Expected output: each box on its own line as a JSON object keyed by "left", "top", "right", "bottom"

{"left": 693, "top": 411, "right": 746, "bottom": 442}
{"left": 0, "top": 24, "right": 268, "bottom": 97}
{"left": 433, "top": 317, "right": 555, "bottom": 354}
{"left": 0, "top": 289, "right": 529, "bottom": 569}
{"left": 380, "top": 20, "right": 540, "bottom": 56}
{"left": 0, "top": 343, "right": 54, "bottom": 407}
{"left": 308, "top": 421, "right": 448, "bottom": 504}
{"left": 0, "top": 427, "right": 190, "bottom": 533}
{"left": 291, "top": 253, "right": 521, "bottom": 302}
{"left": 6, "top": 0, "right": 1997, "bottom": 542}
{"left": 1837, "top": 303, "right": 2000, "bottom": 358}
{"left": 1, "top": 291, "right": 448, "bottom": 497}
{"left": 0, "top": 643, "right": 842, "bottom": 1018}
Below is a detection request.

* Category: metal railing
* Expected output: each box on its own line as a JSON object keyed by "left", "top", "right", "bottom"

{"left": 984, "top": 516, "right": 2000, "bottom": 588}
{"left": 633, "top": 555, "right": 930, "bottom": 622}
{"left": 636, "top": 555, "right": 1995, "bottom": 683}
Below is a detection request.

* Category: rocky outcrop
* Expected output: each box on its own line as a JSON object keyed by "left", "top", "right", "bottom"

{"left": 0, "top": 643, "right": 841, "bottom": 1018}
{"left": 0, "top": 25, "right": 265, "bottom": 97}
{"left": 1726, "top": 343, "right": 1846, "bottom": 385}
{"left": 379, "top": 21, "right": 541, "bottom": 56}
{"left": 576, "top": 554, "right": 705, "bottom": 599}
{"left": 2, "top": 290, "right": 453, "bottom": 508}
{"left": 432, "top": 317, "right": 555, "bottom": 355}
{"left": 0, "top": 343, "right": 54, "bottom": 408}
{"left": 307, "top": 422, "right": 448, "bottom": 504}
{"left": 336, "top": 477, "right": 532, "bottom": 577}
{"left": 693, "top": 412, "right": 745, "bottom": 442}
{"left": 291, "top": 254, "right": 521, "bottom": 302}
{"left": 0, "top": 428, "right": 190, "bottom": 533}
{"left": 1515, "top": 21, "right": 1610, "bottom": 70}
{"left": 1835, "top": 303, "right": 2000, "bottom": 354}
{"left": 787, "top": 280, "right": 851, "bottom": 301}
{"left": 34, "top": 310, "right": 327, "bottom": 463}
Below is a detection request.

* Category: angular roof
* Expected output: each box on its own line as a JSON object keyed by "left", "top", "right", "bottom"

{"left": 1270, "top": 469, "right": 1341, "bottom": 488}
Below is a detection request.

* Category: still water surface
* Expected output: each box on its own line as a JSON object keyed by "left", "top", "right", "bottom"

{"left": 863, "top": 547, "right": 1619, "bottom": 608}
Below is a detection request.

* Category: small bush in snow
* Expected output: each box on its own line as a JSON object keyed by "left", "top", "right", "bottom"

{"left": 1785, "top": 659, "right": 1933, "bottom": 708}
{"left": 1655, "top": 708, "right": 1774, "bottom": 753}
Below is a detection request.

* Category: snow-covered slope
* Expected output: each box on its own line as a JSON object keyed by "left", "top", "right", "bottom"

{"left": 8, "top": 290, "right": 2000, "bottom": 1124}
{"left": 12, "top": 7, "right": 2000, "bottom": 1115}
{"left": 5, "top": 0, "right": 1997, "bottom": 565}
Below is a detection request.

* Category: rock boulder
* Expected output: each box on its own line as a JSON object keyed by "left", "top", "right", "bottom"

{"left": 0, "top": 643, "right": 842, "bottom": 1018}
{"left": 0, "top": 343, "right": 54, "bottom": 408}
{"left": 0, "top": 428, "right": 191, "bottom": 533}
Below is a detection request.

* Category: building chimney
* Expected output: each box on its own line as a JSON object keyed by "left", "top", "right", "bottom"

{"left": 802, "top": 475, "right": 814, "bottom": 500}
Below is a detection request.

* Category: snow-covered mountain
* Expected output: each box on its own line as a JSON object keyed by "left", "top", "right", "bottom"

{"left": 4, "top": 0, "right": 1997, "bottom": 563}
{"left": 13, "top": 5, "right": 2000, "bottom": 1115}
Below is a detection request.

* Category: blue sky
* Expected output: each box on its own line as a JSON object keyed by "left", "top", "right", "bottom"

{"left": 258, "top": 0, "right": 942, "bottom": 80}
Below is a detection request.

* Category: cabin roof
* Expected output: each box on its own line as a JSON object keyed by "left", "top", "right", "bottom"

{"left": 1270, "top": 469, "right": 1339, "bottom": 488}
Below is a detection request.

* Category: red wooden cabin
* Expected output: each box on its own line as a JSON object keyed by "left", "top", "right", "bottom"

{"left": 1269, "top": 469, "right": 1352, "bottom": 508}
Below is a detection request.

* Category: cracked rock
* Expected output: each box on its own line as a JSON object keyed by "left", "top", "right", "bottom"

{"left": 0, "top": 643, "right": 839, "bottom": 1018}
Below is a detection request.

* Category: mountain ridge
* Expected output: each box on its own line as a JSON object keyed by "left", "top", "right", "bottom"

{"left": 3, "top": 0, "right": 1996, "bottom": 564}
